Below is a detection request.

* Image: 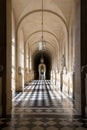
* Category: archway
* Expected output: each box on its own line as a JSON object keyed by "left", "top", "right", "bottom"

{"left": 39, "top": 60, "right": 46, "bottom": 80}
{"left": 0, "top": 0, "right": 82, "bottom": 118}
{"left": 33, "top": 52, "right": 52, "bottom": 80}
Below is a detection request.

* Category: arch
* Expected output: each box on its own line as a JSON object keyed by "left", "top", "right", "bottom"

{"left": 39, "top": 63, "right": 46, "bottom": 80}
{"left": 17, "top": 10, "right": 68, "bottom": 34}
{"left": 29, "top": 40, "right": 58, "bottom": 59}
{"left": 33, "top": 51, "right": 52, "bottom": 80}
{"left": 25, "top": 30, "right": 60, "bottom": 47}
{"left": 17, "top": 10, "right": 69, "bottom": 68}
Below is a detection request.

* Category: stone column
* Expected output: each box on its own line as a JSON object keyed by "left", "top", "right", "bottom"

{"left": 65, "top": 39, "right": 69, "bottom": 72}
{"left": 6, "top": 0, "right": 12, "bottom": 115}
{"left": 17, "top": 66, "right": 24, "bottom": 91}
{"left": 24, "top": 43, "right": 29, "bottom": 84}
{"left": 54, "top": 71, "right": 56, "bottom": 85}
{"left": 60, "top": 71, "right": 63, "bottom": 91}
{"left": 72, "top": 72, "right": 75, "bottom": 99}
{"left": 16, "top": 29, "right": 24, "bottom": 92}
{"left": 74, "top": 0, "right": 81, "bottom": 114}
{"left": 0, "top": 0, "right": 12, "bottom": 117}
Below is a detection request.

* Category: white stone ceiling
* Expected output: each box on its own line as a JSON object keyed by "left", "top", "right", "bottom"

{"left": 12, "top": 0, "right": 75, "bottom": 60}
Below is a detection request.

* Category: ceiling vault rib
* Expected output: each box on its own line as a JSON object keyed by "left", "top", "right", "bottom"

{"left": 31, "top": 40, "right": 58, "bottom": 57}
{"left": 25, "top": 30, "right": 60, "bottom": 47}
{"left": 31, "top": 40, "right": 55, "bottom": 49}
{"left": 17, "top": 10, "right": 68, "bottom": 34}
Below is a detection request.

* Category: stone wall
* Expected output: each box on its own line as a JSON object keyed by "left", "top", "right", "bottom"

{"left": 81, "top": 0, "right": 87, "bottom": 116}
{"left": 0, "top": 0, "right": 7, "bottom": 117}
{"left": 74, "top": 0, "right": 81, "bottom": 114}
{"left": 6, "top": 0, "right": 12, "bottom": 115}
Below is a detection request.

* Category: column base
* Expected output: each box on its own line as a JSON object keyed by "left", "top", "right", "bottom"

{"left": 16, "top": 73, "right": 24, "bottom": 92}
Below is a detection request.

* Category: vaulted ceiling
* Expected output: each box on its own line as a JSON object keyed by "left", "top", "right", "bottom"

{"left": 12, "top": 0, "right": 75, "bottom": 68}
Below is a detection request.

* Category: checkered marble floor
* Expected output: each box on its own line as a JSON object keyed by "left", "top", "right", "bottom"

{"left": 0, "top": 80, "right": 87, "bottom": 130}
{"left": 1, "top": 115, "right": 87, "bottom": 130}
{"left": 12, "top": 80, "right": 78, "bottom": 115}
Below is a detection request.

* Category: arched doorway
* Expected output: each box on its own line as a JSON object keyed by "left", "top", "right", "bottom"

{"left": 33, "top": 52, "right": 52, "bottom": 80}
{"left": 0, "top": 0, "right": 84, "bottom": 118}
{"left": 38, "top": 58, "right": 46, "bottom": 80}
